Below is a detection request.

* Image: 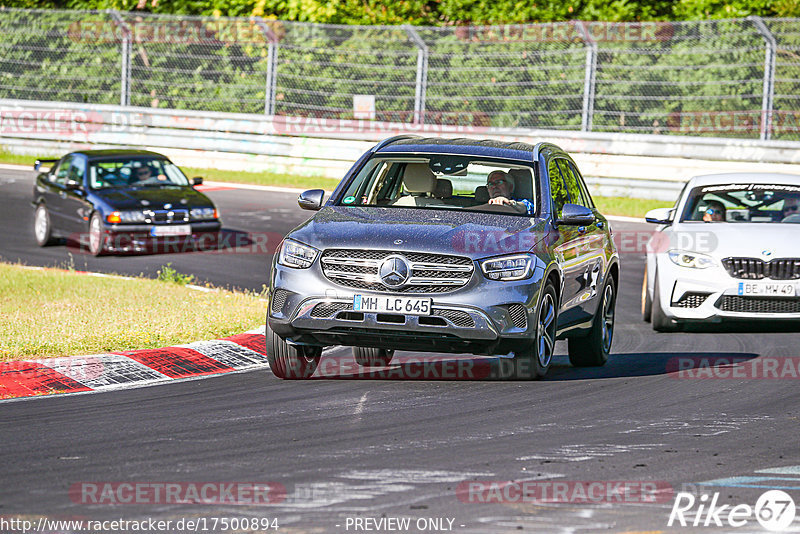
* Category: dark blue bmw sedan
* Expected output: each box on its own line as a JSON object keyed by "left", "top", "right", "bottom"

{"left": 32, "top": 149, "right": 221, "bottom": 256}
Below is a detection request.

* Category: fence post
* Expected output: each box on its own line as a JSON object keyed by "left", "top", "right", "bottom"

{"left": 404, "top": 25, "right": 428, "bottom": 125}
{"left": 108, "top": 11, "right": 131, "bottom": 107}
{"left": 255, "top": 17, "right": 279, "bottom": 116}
{"left": 575, "top": 21, "right": 597, "bottom": 132}
{"left": 749, "top": 16, "right": 776, "bottom": 141}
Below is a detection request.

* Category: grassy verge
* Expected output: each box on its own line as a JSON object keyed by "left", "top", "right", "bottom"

{"left": 0, "top": 262, "right": 266, "bottom": 361}
{"left": 2, "top": 148, "right": 671, "bottom": 217}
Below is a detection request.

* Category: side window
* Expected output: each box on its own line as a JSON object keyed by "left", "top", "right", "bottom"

{"left": 53, "top": 156, "right": 74, "bottom": 186}
{"left": 567, "top": 161, "right": 595, "bottom": 209}
{"left": 556, "top": 159, "right": 588, "bottom": 207}
{"left": 548, "top": 159, "right": 569, "bottom": 217}
{"left": 67, "top": 157, "right": 86, "bottom": 184}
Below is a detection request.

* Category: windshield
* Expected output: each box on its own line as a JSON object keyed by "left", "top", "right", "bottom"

{"left": 337, "top": 155, "right": 537, "bottom": 216}
{"left": 680, "top": 183, "right": 800, "bottom": 223}
{"left": 88, "top": 158, "right": 190, "bottom": 189}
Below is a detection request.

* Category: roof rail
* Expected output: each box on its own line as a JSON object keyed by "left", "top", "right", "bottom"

{"left": 372, "top": 134, "right": 423, "bottom": 152}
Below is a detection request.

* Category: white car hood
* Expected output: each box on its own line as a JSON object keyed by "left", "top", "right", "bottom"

{"left": 669, "top": 223, "right": 800, "bottom": 259}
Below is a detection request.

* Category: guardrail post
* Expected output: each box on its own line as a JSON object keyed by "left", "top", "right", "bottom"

{"left": 404, "top": 25, "right": 428, "bottom": 125}
{"left": 575, "top": 21, "right": 597, "bottom": 133}
{"left": 749, "top": 16, "right": 776, "bottom": 141}
{"left": 108, "top": 11, "right": 131, "bottom": 107}
{"left": 255, "top": 17, "right": 279, "bottom": 116}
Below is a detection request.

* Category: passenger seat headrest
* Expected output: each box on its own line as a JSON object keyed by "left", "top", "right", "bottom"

{"left": 403, "top": 163, "right": 437, "bottom": 194}
{"left": 474, "top": 185, "right": 489, "bottom": 204}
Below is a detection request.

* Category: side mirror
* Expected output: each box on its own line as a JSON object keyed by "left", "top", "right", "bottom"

{"left": 65, "top": 179, "right": 82, "bottom": 191}
{"left": 645, "top": 207, "right": 674, "bottom": 224}
{"left": 298, "top": 189, "right": 325, "bottom": 211}
{"left": 192, "top": 177, "right": 203, "bottom": 186}
{"left": 556, "top": 203, "right": 595, "bottom": 226}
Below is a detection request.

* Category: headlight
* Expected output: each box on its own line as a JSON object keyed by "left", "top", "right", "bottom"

{"left": 190, "top": 207, "right": 218, "bottom": 220}
{"left": 668, "top": 250, "right": 716, "bottom": 269}
{"left": 480, "top": 254, "right": 535, "bottom": 281}
{"left": 107, "top": 211, "right": 146, "bottom": 223}
{"left": 278, "top": 239, "right": 318, "bottom": 269}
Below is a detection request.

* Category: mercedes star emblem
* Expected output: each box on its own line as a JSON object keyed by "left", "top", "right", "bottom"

{"left": 379, "top": 255, "right": 410, "bottom": 288}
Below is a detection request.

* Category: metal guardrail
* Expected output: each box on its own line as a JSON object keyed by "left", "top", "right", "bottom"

{"left": 2, "top": 99, "right": 800, "bottom": 200}
{"left": 1, "top": 9, "right": 800, "bottom": 141}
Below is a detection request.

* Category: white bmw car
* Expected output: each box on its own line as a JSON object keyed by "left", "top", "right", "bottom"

{"left": 642, "top": 173, "right": 800, "bottom": 331}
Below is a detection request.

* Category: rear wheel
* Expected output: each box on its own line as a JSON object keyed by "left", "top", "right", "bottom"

{"left": 652, "top": 274, "right": 678, "bottom": 332}
{"left": 507, "top": 282, "right": 557, "bottom": 380}
{"left": 266, "top": 321, "right": 320, "bottom": 379}
{"left": 34, "top": 204, "right": 55, "bottom": 246}
{"left": 353, "top": 347, "right": 394, "bottom": 367}
{"left": 568, "top": 276, "right": 616, "bottom": 367}
{"left": 87, "top": 213, "right": 107, "bottom": 256}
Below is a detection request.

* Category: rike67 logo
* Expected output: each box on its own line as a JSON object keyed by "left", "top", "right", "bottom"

{"left": 668, "top": 490, "right": 796, "bottom": 531}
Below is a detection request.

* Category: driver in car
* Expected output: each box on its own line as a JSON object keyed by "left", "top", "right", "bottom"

{"left": 702, "top": 199, "right": 726, "bottom": 222}
{"left": 487, "top": 170, "right": 534, "bottom": 214}
{"left": 132, "top": 164, "right": 167, "bottom": 184}
{"left": 782, "top": 196, "right": 800, "bottom": 221}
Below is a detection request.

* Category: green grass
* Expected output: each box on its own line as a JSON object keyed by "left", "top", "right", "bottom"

{"left": 2, "top": 148, "right": 670, "bottom": 218}
{"left": 0, "top": 262, "right": 266, "bottom": 360}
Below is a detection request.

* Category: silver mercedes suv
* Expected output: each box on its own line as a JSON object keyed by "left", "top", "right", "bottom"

{"left": 267, "top": 136, "right": 619, "bottom": 379}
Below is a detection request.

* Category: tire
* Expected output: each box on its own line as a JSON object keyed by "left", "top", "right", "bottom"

{"left": 641, "top": 266, "right": 652, "bottom": 323}
{"left": 652, "top": 274, "right": 678, "bottom": 332}
{"left": 568, "top": 275, "right": 616, "bottom": 367}
{"left": 353, "top": 347, "right": 394, "bottom": 367}
{"left": 506, "top": 282, "right": 558, "bottom": 380}
{"left": 266, "top": 321, "right": 320, "bottom": 379}
{"left": 87, "top": 213, "right": 107, "bottom": 257}
{"left": 34, "top": 204, "right": 55, "bottom": 246}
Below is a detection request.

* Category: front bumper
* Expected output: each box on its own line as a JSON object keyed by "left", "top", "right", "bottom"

{"left": 269, "top": 259, "right": 548, "bottom": 355}
{"left": 101, "top": 221, "right": 221, "bottom": 253}
{"left": 656, "top": 256, "right": 800, "bottom": 322}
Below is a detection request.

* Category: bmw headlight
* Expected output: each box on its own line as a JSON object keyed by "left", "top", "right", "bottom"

{"left": 480, "top": 254, "right": 535, "bottom": 281}
{"left": 190, "top": 207, "right": 218, "bottom": 220}
{"left": 278, "top": 239, "right": 318, "bottom": 269}
{"left": 668, "top": 250, "right": 716, "bottom": 269}
{"left": 107, "top": 210, "right": 146, "bottom": 223}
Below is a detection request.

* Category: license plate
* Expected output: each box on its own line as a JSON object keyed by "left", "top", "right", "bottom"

{"left": 353, "top": 295, "right": 432, "bottom": 315}
{"left": 737, "top": 282, "right": 796, "bottom": 297}
{"left": 151, "top": 225, "right": 191, "bottom": 237}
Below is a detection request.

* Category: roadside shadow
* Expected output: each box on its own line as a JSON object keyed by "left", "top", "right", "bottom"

{"left": 308, "top": 351, "right": 760, "bottom": 382}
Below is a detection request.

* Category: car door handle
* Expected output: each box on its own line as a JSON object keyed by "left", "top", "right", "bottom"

{"left": 578, "top": 226, "right": 587, "bottom": 234}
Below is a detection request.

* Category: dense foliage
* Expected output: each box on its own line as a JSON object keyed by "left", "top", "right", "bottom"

{"left": 1, "top": 0, "right": 799, "bottom": 23}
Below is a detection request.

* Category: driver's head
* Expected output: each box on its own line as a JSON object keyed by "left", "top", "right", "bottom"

{"left": 783, "top": 196, "right": 800, "bottom": 216}
{"left": 702, "top": 200, "right": 726, "bottom": 222}
{"left": 134, "top": 166, "right": 152, "bottom": 181}
{"left": 487, "top": 170, "right": 514, "bottom": 199}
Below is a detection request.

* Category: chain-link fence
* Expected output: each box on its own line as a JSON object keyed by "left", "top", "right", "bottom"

{"left": 1, "top": 8, "right": 798, "bottom": 140}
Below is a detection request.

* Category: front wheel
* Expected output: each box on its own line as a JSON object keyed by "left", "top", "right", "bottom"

{"left": 34, "top": 204, "right": 55, "bottom": 246}
{"left": 87, "top": 213, "right": 107, "bottom": 256}
{"left": 508, "top": 282, "right": 558, "bottom": 380}
{"left": 353, "top": 347, "right": 394, "bottom": 367}
{"left": 568, "top": 276, "right": 616, "bottom": 367}
{"left": 266, "top": 321, "right": 320, "bottom": 379}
